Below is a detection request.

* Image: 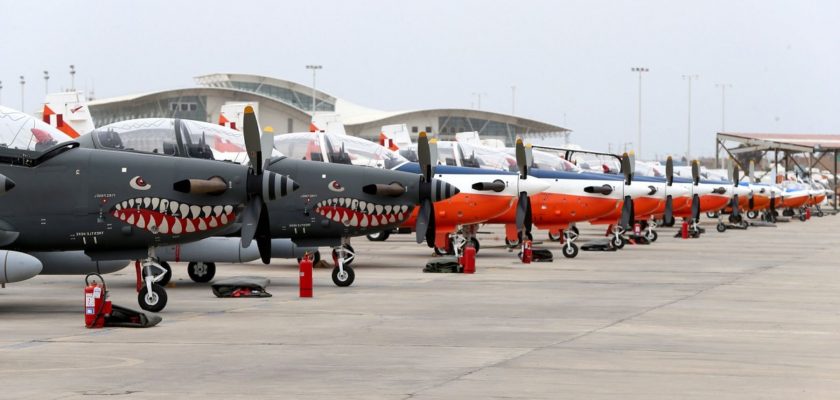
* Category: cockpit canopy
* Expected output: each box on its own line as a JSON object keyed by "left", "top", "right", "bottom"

{"left": 0, "top": 106, "right": 69, "bottom": 155}
{"left": 273, "top": 132, "right": 408, "bottom": 170}
{"left": 401, "top": 141, "right": 518, "bottom": 172}
{"left": 91, "top": 118, "right": 267, "bottom": 164}
{"left": 518, "top": 148, "right": 581, "bottom": 172}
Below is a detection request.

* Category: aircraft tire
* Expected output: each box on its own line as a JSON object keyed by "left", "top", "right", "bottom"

{"left": 562, "top": 243, "right": 579, "bottom": 259}
{"left": 138, "top": 284, "right": 167, "bottom": 313}
{"left": 187, "top": 262, "right": 216, "bottom": 283}
{"left": 645, "top": 230, "right": 658, "bottom": 242}
{"left": 332, "top": 265, "right": 355, "bottom": 287}
{"left": 366, "top": 231, "right": 390, "bottom": 241}
{"left": 612, "top": 235, "right": 625, "bottom": 249}
{"left": 716, "top": 223, "right": 726, "bottom": 233}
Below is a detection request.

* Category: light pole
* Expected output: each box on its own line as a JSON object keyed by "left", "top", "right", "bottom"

{"left": 19, "top": 76, "right": 25, "bottom": 110}
{"left": 511, "top": 85, "right": 516, "bottom": 114}
{"left": 631, "top": 67, "right": 648, "bottom": 158}
{"left": 43, "top": 70, "right": 49, "bottom": 94}
{"left": 305, "top": 64, "right": 322, "bottom": 113}
{"left": 472, "top": 92, "right": 487, "bottom": 110}
{"left": 682, "top": 74, "right": 699, "bottom": 159}
{"left": 715, "top": 83, "right": 732, "bottom": 132}
{"left": 69, "top": 64, "right": 76, "bottom": 91}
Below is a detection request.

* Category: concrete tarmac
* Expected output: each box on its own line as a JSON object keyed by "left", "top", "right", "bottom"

{"left": 1, "top": 216, "right": 839, "bottom": 399}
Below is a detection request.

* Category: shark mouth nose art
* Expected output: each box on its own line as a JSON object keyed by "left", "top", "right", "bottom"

{"left": 314, "top": 198, "right": 412, "bottom": 228}
{"left": 112, "top": 197, "right": 236, "bottom": 234}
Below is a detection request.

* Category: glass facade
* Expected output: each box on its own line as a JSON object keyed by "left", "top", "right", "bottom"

{"left": 437, "top": 116, "right": 530, "bottom": 143}
{"left": 91, "top": 95, "right": 208, "bottom": 127}
{"left": 225, "top": 81, "right": 334, "bottom": 112}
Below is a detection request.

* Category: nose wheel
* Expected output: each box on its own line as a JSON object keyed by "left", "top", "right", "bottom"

{"left": 561, "top": 229, "right": 579, "bottom": 258}
{"left": 331, "top": 243, "right": 356, "bottom": 287}
{"left": 137, "top": 256, "right": 169, "bottom": 312}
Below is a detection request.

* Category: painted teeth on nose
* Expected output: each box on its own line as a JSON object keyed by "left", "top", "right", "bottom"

{"left": 367, "top": 203, "right": 374, "bottom": 214}
{"left": 136, "top": 214, "right": 146, "bottom": 229}
{"left": 375, "top": 205, "right": 383, "bottom": 215}
{"left": 116, "top": 204, "right": 122, "bottom": 211}
{"left": 185, "top": 219, "right": 196, "bottom": 233}
{"left": 171, "top": 219, "right": 182, "bottom": 234}
{"left": 385, "top": 205, "right": 392, "bottom": 214}
{"left": 127, "top": 214, "right": 135, "bottom": 224}
{"left": 160, "top": 199, "right": 169, "bottom": 213}
{"left": 213, "top": 206, "right": 223, "bottom": 216}
{"left": 128, "top": 199, "right": 135, "bottom": 208}
{"left": 159, "top": 217, "right": 170, "bottom": 234}
{"left": 151, "top": 197, "right": 160, "bottom": 210}
{"left": 170, "top": 200, "right": 179, "bottom": 215}
{"left": 208, "top": 216, "right": 218, "bottom": 228}
{"left": 202, "top": 206, "right": 212, "bottom": 218}
{"left": 359, "top": 200, "right": 366, "bottom": 211}
{"left": 220, "top": 214, "right": 228, "bottom": 224}
{"left": 350, "top": 214, "right": 359, "bottom": 227}
{"left": 198, "top": 219, "right": 207, "bottom": 231}
{"left": 224, "top": 205, "right": 233, "bottom": 214}
{"left": 143, "top": 198, "right": 151, "bottom": 208}
{"left": 190, "top": 205, "right": 201, "bottom": 219}
{"left": 400, "top": 205, "right": 408, "bottom": 213}
{"left": 360, "top": 215, "right": 368, "bottom": 227}
{"left": 180, "top": 203, "right": 190, "bottom": 218}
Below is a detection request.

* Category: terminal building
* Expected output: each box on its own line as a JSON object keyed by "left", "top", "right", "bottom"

{"left": 88, "top": 73, "right": 569, "bottom": 146}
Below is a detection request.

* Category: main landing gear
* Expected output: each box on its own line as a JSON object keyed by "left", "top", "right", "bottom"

{"left": 331, "top": 242, "right": 355, "bottom": 287}
{"left": 436, "top": 226, "right": 480, "bottom": 256}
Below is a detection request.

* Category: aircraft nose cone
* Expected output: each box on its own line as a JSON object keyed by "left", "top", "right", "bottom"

{"left": 520, "top": 177, "right": 550, "bottom": 195}
{"left": 430, "top": 178, "right": 459, "bottom": 202}
{"left": 1, "top": 251, "right": 43, "bottom": 284}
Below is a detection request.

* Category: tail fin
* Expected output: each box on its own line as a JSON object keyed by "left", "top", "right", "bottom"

{"left": 218, "top": 102, "right": 255, "bottom": 131}
{"left": 380, "top": 124, "right": 412, "bottom": 150}
{"left": 310, "top": 113, "right": 346, "bottom": 135}
{"left": 42, "top": 91, "right": 95, "bottom": 137}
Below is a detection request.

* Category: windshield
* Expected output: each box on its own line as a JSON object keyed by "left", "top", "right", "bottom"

{"left": 521, "top": 148, "right": 580, "bottom": 172}
{"left": 323, "top": 133, "right": 408, "bottom": 169}
{"left": 403, "top": 142, "right": 458, "bottom": 166}
{"left": 0, "top": 106, "right": 70, "bottom": 154}
{"left": 274, "top": 132, "right": 409, "bottom": 169}
{"left": 634, "top": 161, "right": 664, "bottom": 177}
{"left": 93, "top": 118, "right": 273, "bottom": 164}
{"left": 93, "top": 119, "right": 180, "bottom": 156}
{"left": 457, "top": 142, "right": 517, "bottom": 172}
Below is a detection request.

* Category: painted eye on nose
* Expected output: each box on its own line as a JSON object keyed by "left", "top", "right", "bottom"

{"left": 130, "top": 176, "right": 151, "bottom": 191}
{"left": 328, "top": 180, "right": 345, "bottom": 192}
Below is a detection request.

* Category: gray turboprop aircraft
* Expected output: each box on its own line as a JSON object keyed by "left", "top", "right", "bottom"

{"left": 77, "top": 107, "right": 458, "bottom": 303}
{"left": 0, "top": 106, "right": 298, "bottom": 311}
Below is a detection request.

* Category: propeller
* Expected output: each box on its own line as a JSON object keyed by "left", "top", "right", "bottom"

{"left": 514, "top": 138, "right": 535, "bottom": 238}
{"left": 414, "top": 132, "right": 439, "bottom": 246}
{"left": 239, "top": 105, "right": 299, "bottom": 264}
{"left": 621, "top": 152, "right": 632, "bottom": 185}
{"left": 663, "top": 156, "right": 674, "bottom": 226}
{"left": 690, "top": 160, "right": 701, "bottom": 223}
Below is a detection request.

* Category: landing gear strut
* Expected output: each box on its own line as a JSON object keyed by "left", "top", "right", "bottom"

{"left": 561, "top": 228, "right": 579, "bottom": 258}
{"left": 643, "top": 219, "right": 658, "bottom": 242}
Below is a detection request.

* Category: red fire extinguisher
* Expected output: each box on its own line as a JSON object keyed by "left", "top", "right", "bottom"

{"left": 85, "top": 273, "right": 112, "bottom": 328}
{"left": 521, "top": 240, "right": 533, "bottom": 264}
{"left": 299, "top": 252, "right": 313, "bottom": 298}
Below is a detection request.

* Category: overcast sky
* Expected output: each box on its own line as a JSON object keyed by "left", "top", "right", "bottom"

{"left": 1, "top": 0, "right": 838, "bottom": 158}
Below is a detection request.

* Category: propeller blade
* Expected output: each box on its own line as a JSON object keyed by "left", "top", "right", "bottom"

{"left": 619, "top": 196, "right": 634, "bottom": 229}
{"left": 731, "top": 194, "right": 740, "bottom": 218}
{"left": 621, "top": 153, "right": 632, "bottom": 185}
{"left": 733, "top": 163, "right": 740, "bottom": 186}
{"left": 629, "top": 151, "right": 636, "bottom": 175}
{"left": 515, "top": 138, "right": 528, "bottom": 179}
{"left": 749, "top": 160, "right": 756, "bottom": 184}
{"left": 727, "top": 160, "right": 734, "bottom": 182}
{"left": 666, "top": 156, "right": 674, "bottom": 186}
{"left": 664, "top": 195, "right": 674, "bottom": 225}
{"left": 255, "top": 202, "right": 272, "bottom": 264}
{"left": 415, "top": 199, "right": 432, "bottom": 244}
{"left": 691, "top": 193, "right": 701, "bottom": 222}
{"left": 417, "top": 132, "right": 432, "bottom": 181}
{"left": 425, "top": 202, "right": 436, "bottom": 248}
{"left": 242, "top": 105, "right": 263, "bottom": 174}
{"left": 691, "top": 160, "right": 700, "bottom": 185}
{"left": 240, "top": 197, "right": 261, "bottom": 247}
{"left": 524, "top": 195, "right": 533, "bottom": 236}
{"left": 515, "top": 191, "right": 529, "bottom": 231}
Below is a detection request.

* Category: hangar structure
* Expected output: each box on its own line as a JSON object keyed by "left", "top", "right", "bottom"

{"left": 88, "top": 73, "right": 569, "bottom": 146}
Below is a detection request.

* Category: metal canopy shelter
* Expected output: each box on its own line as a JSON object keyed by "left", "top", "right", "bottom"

{"left": 716, "top": 132, "right": 839, "bottom": 210}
